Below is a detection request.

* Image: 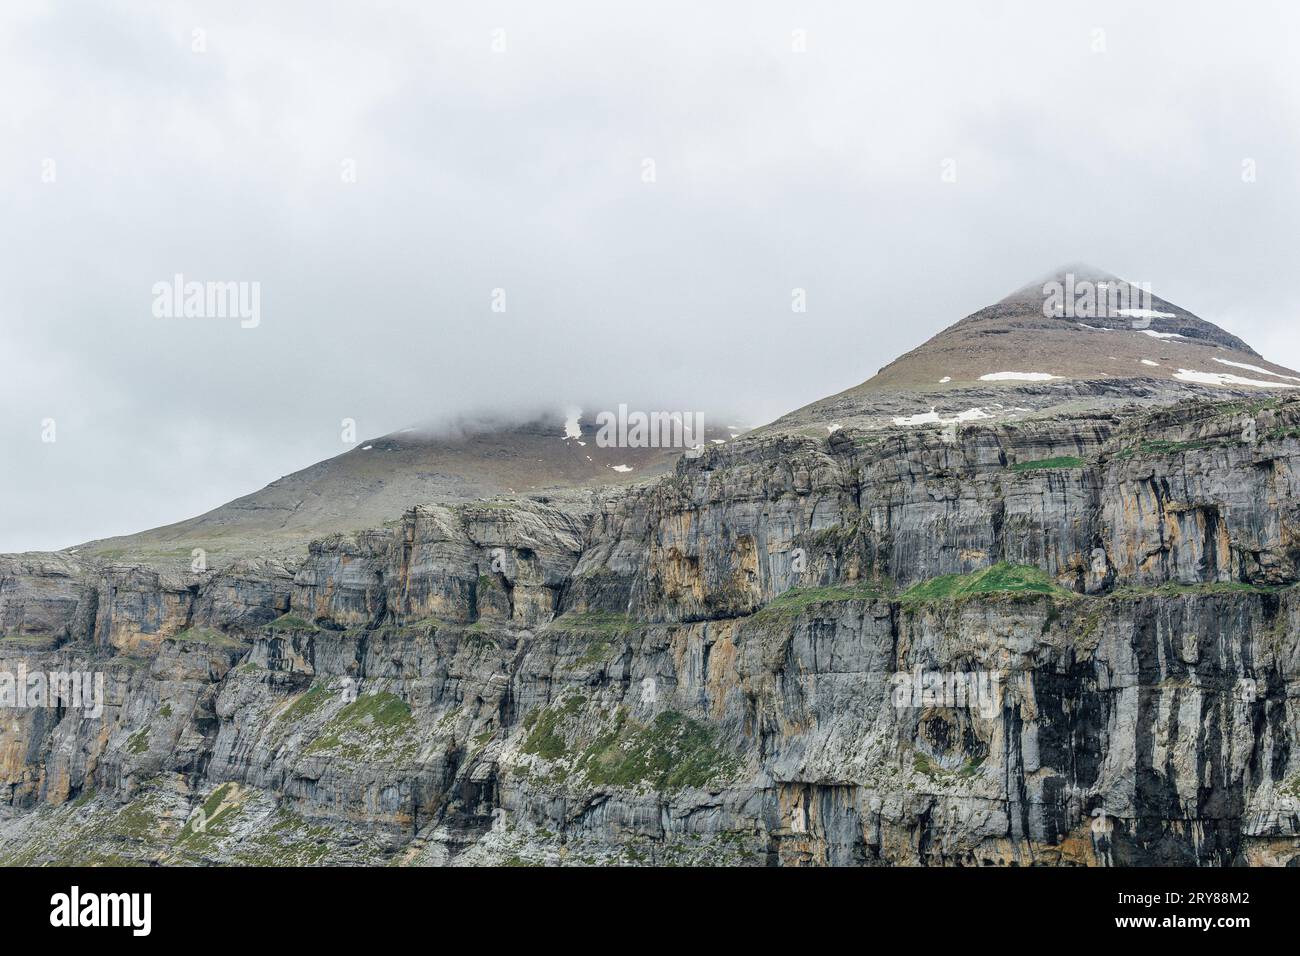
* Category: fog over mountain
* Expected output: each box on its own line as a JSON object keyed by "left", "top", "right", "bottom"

{"left": 5, "top": 0, "right": 1300, "bottom": 551}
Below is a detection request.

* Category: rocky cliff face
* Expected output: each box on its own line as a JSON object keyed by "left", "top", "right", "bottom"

{"left": 3, "top": 393, "right": 1299, "bottom": 866}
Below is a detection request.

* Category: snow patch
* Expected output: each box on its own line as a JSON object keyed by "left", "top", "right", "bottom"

{"left": 1212, "top": 357, "right": 1300, "bottom": 383}
{"left": 892, "top": 407, "right": 992, "bottom": 427}
{"left": 1141, "top": 359, "right": 1160, "bottom": 367}
{"left": 611, "top": 464, "right": 634, "bottom": 472}
{"left": 1139, "top": 329, "right": 1183, "bottom": 340}
{"left": 1173, "top": 369, "right": 1299, "bottom": 389}
{"left": 827, "top": 423, "right": 842, "bottom": 434}
{"left": 978, "top": 372, "right": 1059, "bottom": 382}
{"left": 562, "top": 411, "right": 582, "bottom": 441}
{"left": 1118, "top": 309, "right": 1176, "bottom": 319}
{"left": 938, "top": 376, "right": 952, "bottom": 384}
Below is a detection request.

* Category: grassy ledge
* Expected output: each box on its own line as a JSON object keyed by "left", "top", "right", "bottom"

{"left": 546, "top": 610, "right": 633, "bottom": 635}
{"left": 1113, "top": 438, "right": 1225, "bottom": 460}
{"left": 752, "top": 581, "right": 892, "bottom": 621}
{"left": 263, "top": 613, "right": 318, "bottom": 632}
{"left": 900, "top": 563, "right": 1071, "bottom": 604}
{"left": 1105, "top": 580, "right": 1293, "bottom": 599}
{"left": 1009, "top": 455, "right": 1084, "bottom": 472}
{"left": 171, "top": 627, "right": 245, "bottom": 648}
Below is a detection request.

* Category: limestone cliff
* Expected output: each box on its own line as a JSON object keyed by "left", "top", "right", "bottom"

{"left": 3, "top": 393, "right": 1299, "bottom": 866}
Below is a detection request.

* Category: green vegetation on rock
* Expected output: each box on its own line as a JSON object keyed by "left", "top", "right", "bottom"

{"left": 521, "top": 697, "right": 738, "bottom": 793}
{"left": 913, "top": 751, "right": 985, "bottom": 781}
{"left": 1009, "top": 455, "right": 1084, "bottom": 472}
{"left": 176, "top": 782, "right": 242, "bottom": 856}
{"left": 0, "top": 632, "right": 57, "bottom": 646}
{"left": 304, "top": 691, "right": 417, "bottom": 761}
{"left": 522, "top": 695, "right": 585, "bottom": 760}
{"left": 900, "top": 563, "right": 1071, "bottom": 603}
{"left": 171, "top": 627, "right": 245, "bottom": 648}
{"left": 580, "top": 711, "right": 739, "bottom": 791}
{"left": 264, "top": 613, "right": 317, "bottom": 632}
{"left": 1107, "top": 580, "right": 1290, "bottom": 599}
{"left": 231, "top": 808, "right": 333, "bottom": 866}
{"left": 753, "top": 581, "right": 891, "bottom": 621}
{"left": 1265, "top": 425, "right": 1300, "bottom": 442}
{"left": 573, "top": 639, "right": 616, "bottom": 666}
{"left": 1114, "top": 438, "right": 1225, "bottom": 460}
{"left": 280, "top": 683, "right": 331, "bottom": 723}
{"left": 199, "top": 782, "right": 235, "bottom": 823}
{"left": 549, "top": 610, "right": 633, "bottom": 635}
{"left": 334, "top": 691, "right": 412, "bottom": 729}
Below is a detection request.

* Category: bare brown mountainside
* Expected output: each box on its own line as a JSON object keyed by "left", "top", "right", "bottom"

{"left": 78, "top": 413, "right": 741, "bottom": 566}
{"left": 769, "top": 264, "right": 1300, "bottom": 435}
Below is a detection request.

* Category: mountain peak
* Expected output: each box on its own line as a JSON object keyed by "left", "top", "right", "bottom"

{"left": 1016, "top": 261, "right": 1122, "bottom": 292}
{"left": 77, "top": 411, "right": 742, "bottom": 565}
{"left": 769, "top": 265, "right": 1300, "bottom": 435}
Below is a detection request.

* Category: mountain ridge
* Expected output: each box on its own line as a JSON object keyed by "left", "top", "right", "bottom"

{"left": 768, "top": 264, "right": 1298, "bottom": 436}
{"left": 74, "top": 412, "right": 743, "bottom": 566}
{"left": 29, "top": 265, "right": 1300, "bottom": 568}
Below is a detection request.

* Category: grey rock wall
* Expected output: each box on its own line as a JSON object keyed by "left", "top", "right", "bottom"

{"left": 2, "top": 396, "right": 1298, "bottom": 866}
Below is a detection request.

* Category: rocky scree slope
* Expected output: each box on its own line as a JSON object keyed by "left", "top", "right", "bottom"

{"left": 3, "top": 394, "right": 1300, "bottom": 865}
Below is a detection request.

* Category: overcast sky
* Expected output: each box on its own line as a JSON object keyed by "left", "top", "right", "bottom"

{"left": 3, "top": 0, "right": 1300, "bottom": 552}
